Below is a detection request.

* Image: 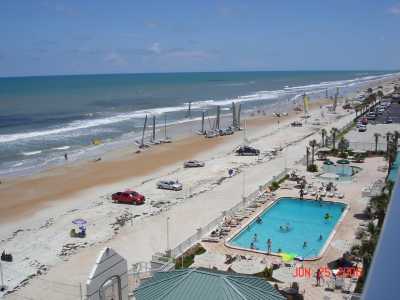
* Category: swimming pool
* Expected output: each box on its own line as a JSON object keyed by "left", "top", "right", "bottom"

{"left": 227, "top": 197, "right": 347, "bottom": 260}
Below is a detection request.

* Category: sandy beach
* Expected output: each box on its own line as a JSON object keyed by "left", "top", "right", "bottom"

{"left": 0, "top": 76, "right": 398, "bottom": 299}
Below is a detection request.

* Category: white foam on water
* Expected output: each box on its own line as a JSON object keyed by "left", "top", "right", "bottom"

{"left": 51, "top": 146, "right": 71, "bottom": 151}
{"left": 21, "top": 150, "right": 42, "bottom": 156}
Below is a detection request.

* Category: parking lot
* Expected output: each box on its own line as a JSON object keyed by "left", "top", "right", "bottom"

{"left": 346, "top": 97, "right": 400, "bottom": 151}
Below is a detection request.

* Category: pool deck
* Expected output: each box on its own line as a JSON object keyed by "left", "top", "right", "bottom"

{"left": 200, "top": 156, "right": 387, "bottom": 299}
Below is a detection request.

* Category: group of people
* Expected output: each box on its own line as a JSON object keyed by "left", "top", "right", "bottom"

{"left": 279, "top": 223, "right": 291, "bottom": 232}
{"left": 249, "top": 234, "right": 272, "bottom": 253}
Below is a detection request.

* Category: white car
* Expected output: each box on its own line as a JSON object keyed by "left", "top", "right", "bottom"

{"left": 184, "top": 160, "right": 205, "bottom": 168}
{"left": 157, "top": 180, "right": 183, "bottom": 191}
{"left": 358, "top": 125, "right": 367, "bottom": 132}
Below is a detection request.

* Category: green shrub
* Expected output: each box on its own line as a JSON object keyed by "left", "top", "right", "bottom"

{"left": 270, "top": 181, "right": 280, "bottom": 191}
{"left": 175, "top": 244, "right": 206, "bottom": 269}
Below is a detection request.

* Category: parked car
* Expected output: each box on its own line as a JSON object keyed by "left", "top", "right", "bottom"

{"left": 157, "top": 180, "right": 183, "bottom": 191}
{"left": 366, "top": 113, "right": 376, "bottom": 120}
{"left": 235, "top": 146, "right": 260, "bottom": 156}
{"left": 385, "top": 116, "right": 393, "bottom": 124}
{"left": 358, "top": 125, "right": 367, "bottom": 132}
{"left": 112, "top": 191, "right": 145, "bottom": 205}
{"left": 184, "top": 160, "right": 205, "bottom": 168}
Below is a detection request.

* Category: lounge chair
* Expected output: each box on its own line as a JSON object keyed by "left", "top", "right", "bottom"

{"left": 327, "top": 192, "right": 334, "bottom": 198}
{"left": 335, "top": 278, "right": 345, "bottom": 290}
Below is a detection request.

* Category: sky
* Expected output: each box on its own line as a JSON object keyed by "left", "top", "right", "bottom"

{"left": 0, "top": 0, "right": 400, "bottom": 77}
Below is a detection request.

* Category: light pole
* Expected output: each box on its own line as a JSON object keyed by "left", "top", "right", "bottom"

{"left": 242, "top": 170, "right": 246, "bottom": 200}
{"left": 0, "top": 262, "right": 4, "bottom": 292}
{"left": 166, "top": 216, "right": 170, "bottom": 254}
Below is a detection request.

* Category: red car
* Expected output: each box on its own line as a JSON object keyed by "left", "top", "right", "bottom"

{"left": 361, "top": 117, "right": 368, "bottom": 125}
{"left": 112, "top": 191, "right": 145, "bottom": 205}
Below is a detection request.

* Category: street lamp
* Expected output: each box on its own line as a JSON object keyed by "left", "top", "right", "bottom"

{"left": 166, "top": 216, "right": 170, "bottom": 253}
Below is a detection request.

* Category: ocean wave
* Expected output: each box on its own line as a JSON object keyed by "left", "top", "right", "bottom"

{"left": 21, "top": 150, "right": 42, "bottom": 156}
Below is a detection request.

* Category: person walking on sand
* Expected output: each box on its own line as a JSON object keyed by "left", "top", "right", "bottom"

{"left": 267, "top": 238, "right": 272, "bottom": 254}
{"left": 64, "top": 153, "right": 68, "bottom": 161}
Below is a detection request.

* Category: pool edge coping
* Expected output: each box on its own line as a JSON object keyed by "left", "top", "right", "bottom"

{"left": 224, "top": 196, "right": 349, "bottom": 261}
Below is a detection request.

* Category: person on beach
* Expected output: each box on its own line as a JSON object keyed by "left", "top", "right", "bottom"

{"left": 303, "top": 241, "right": 307, "bottom": 248}
{"left": 64, "top": 153, "right": 68, "bottom": 160}
{"left": 267, "top": 238, "right": 272, "bottom": 253}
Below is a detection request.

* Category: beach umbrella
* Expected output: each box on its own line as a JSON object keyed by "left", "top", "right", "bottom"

{"left": 192, "top": 252, "right": 228, "bottom": 271}
{"left": 323, "top": 160, "right": 334, "bottom": 165}
{"left": 317, "top": 147, "right": 331, "bottom": 153}
{"left": 72, "top": 218, "right": 87, "bottom": 225}
{"left": 230, "top": 258, "right": 266, "bottom": 274}
{"left": 280, "top": 252, "right": 296, "bottom": 262}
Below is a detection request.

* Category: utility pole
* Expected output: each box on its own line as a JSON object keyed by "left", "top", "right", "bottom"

{"left": 0, "top": 262, "right": 5, "bottom": 292}
{"left": 166, "top": 216, "right": 170, "bottom": 254}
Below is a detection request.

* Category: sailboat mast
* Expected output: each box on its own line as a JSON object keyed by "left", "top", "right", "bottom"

{"left": 164, "top": 114, "right": 167, "bottom": 138}
{"left": 152, "top": 115, "right": 156, "bottom": 141}
{"left": 201, "top": 111, "right": 205, "bottom": 133}
{"left": 232, "top": 102, "right": 236, "bottom": 128}
{"left": 216, "top": 106, "right": 220, "bottom": 130}
{"left": 141, "top": 114, "right": 148, "bottom": 147}
{"left": 237, "top": 104, "right": 242, "bottom": 130}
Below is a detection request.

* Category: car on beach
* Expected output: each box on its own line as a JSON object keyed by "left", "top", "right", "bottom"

{"left": 157, "top": 180, "right": 183, "bottom": 191}
{"left": 219, "top": 127, "right": 234, "bottom": 136}
{"left": 112, "top": 191, "right": 145, "bottom": 205}
{"left": 184, "top": 160, "right": 205, "bottom": 168}
{"left": 235, "top": 146, "right": 260, "bottom": 156}
{"left": 358, "top": 125, "right": 367, "bottom": 132}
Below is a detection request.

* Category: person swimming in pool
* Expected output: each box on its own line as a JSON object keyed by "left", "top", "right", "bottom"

{"left": 319, "top": 234, "right": 323, "bottom": 241}
{"left": 256, "top": 216, "right": 262, "bottom": 224}
{"left": 324, "top": 213, "right": 331, "bottom": 220}
{"left": 253, "top": 233, "right": 258, "bottom": 242}
{"left": 267, "top": 238, "right": 272, "bottom": 253}
{"left": 250, "top": 242, "right": 256, "bottom": 249}
{"left": 303, "top": 241, "right": 307, "bottom": 248}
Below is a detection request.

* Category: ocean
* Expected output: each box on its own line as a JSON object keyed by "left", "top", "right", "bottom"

{"left": 0, "top": 71, "right": 397, "bottom": 177}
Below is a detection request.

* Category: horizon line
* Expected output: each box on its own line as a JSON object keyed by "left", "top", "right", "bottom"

{"left": 1, "top": 69, "right": 400, "bottom": 80}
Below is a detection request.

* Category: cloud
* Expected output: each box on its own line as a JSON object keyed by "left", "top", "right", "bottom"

{"left": 104, "top": 52, "right": 127, "bottom": 66}
{"left": 145, "top": 21, "right": 159, "bottom": 29}
{"left": 164, "top": 49, "right": 213, "bottom": 60}
{"left": 388, "top": 4, "right": 400, "bottom": 15}
{"left": 149, "top": 42, "right": 161, "bottom": 54}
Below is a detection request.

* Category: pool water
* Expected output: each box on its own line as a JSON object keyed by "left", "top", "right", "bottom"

{"left": 229, "top": 197, "right": 346, "bottom": 259}
{"left": 322, "top": 164, "right": 361, "bottom": 177}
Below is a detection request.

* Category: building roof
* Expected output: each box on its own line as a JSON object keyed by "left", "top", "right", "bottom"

{"left": 133, "top": 268, "right": 285, "bottom": 300}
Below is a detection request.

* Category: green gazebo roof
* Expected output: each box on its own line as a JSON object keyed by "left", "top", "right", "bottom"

{"left": 133, "top": 268, "right": 285, "bottom": 300}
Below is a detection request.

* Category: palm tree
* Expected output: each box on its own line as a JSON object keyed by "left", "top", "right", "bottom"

{"left": 377, "top": 90, "right": 384, "bottom": 104}
{"left": 394, "top": 131, "right": 399, "bottom": 150}
{"left": 321, "top": 129, "right": 327, "bottom": 147}
{"left": 330, "top": 128, "right": 338, "bottom": 150}
{"left": 386, "top": 132, "right": 392, "bottom": 157}
{"left": 309, "top": 139, "right": 317, "bottom": 166}
{"left": 374, "top": 133, "right": 381, "bottom": 153}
